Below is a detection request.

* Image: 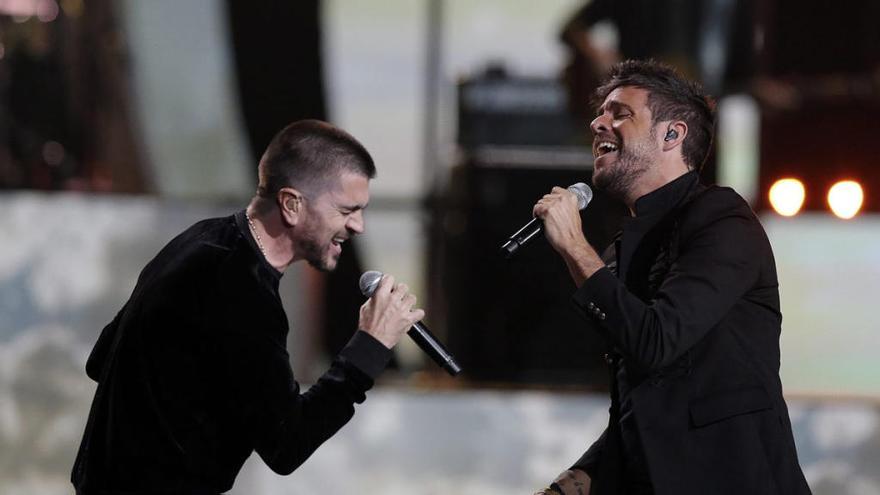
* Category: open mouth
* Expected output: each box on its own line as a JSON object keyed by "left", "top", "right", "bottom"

{"left": 594, "top": 140, "right": 619, "bottom": 158}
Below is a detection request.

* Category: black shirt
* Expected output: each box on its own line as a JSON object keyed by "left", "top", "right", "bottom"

{"left": 613, "top": 171, "right": 699, "bottom": 486}
{"left": 72, "top": 210, "right": 392, "bottom": 494}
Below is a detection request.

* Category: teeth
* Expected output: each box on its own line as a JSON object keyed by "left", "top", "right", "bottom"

{"left": 597, "top": 141, "right": 619, "bottom": 154}
{"left": 596, "top": 142, "right": 619, "bottom": 157}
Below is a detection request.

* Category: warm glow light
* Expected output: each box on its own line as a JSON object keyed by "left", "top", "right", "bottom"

{"left": 827, "top": 180, "right": 864, "bottom": 219}
{"left": 769, "top": 178, "right": 805, "bottom": 217}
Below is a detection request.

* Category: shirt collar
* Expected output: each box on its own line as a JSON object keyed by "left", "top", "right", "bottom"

{"left": 632, "top": 170, "right": 699, "bottom": 218}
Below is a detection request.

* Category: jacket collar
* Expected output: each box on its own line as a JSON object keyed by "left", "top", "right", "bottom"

{"left": 615, "top": 171, "right": 700, "bottom": 279}
{"left": 633, "top": 170, "right": 699, "bottom": 219}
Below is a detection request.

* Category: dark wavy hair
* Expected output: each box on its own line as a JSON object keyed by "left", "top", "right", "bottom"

{"left": 594, "top": 60, "right": 716, "bottom": 171}
{"left": 255, "top": 120, "right": 375, "bottom": 203}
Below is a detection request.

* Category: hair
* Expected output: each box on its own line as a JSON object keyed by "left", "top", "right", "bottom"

{"left": 254, "top": 120, "right": 375, "bottom": 208}
{"left": 593, "top": 59, "right": 716, "bottom": 171}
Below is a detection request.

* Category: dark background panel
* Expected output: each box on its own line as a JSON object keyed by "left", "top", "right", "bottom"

{"left": 438, "top": 162, "right": 624, "bottom": 387}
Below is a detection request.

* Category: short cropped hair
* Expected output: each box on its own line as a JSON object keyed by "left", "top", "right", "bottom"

{"left": 256, "top": 120, "right": 375, "bottom": 201}
{"left": 594, "top": 60, "right": 716, "bottom": 171}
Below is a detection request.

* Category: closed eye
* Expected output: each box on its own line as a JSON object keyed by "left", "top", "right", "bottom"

{"left": 339, "top": 205, "right": 364, "bottom": 215}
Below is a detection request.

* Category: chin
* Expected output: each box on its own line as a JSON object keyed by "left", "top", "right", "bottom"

{"left": 310, "top": 253, "right": 340, "bottom": 272}
{"left": 314, "top": 261, "right": 337, "bottom": 273}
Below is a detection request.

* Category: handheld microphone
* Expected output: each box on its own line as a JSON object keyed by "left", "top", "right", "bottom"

{"left": 500, "top": 182, "right": 593, "bottom": 258}
{"left": 359, "top": 271, "right": 462, "bottom": 376}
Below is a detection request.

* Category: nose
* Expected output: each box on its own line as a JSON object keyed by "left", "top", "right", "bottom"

{"left": 347, "top": 210, "right": 365, "bottom": 235}
{"left": 590, "top": 113, "right": 610, "bottom": 136}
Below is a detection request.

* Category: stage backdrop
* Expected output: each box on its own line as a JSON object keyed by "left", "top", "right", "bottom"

{"left": 0, "top": 193, "right": 878, "bottom": 494}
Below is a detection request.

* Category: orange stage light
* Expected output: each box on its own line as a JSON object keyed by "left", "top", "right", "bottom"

{"left": 768, "top": 178, "right": 806, "bottom": 217}
{"left": 827, "top": 180, "right": 864, "bottom": 219}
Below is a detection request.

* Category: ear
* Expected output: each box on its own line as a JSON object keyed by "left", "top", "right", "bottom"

{"left": 661, "top": 121, "right": 688, "bottom": 151}
{"left": 277, "top": 187, "right": 305, "bottom": 227}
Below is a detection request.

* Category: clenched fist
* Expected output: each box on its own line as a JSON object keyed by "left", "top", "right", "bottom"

{"left": 532, "top": 186, "right": 586, "bottom": 255}
{"left": 358, "top": 274, "right": 425, "bottom": 349}
{"left": 532, "top": 187, "right": 605, "bottom": 287}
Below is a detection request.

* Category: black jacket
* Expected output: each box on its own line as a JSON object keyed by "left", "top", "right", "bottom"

{"left": 72, "top": 211, "right": 391, "bottom": 494}
{"left": 571, "top": 173, "right": 811, "bottom": 494}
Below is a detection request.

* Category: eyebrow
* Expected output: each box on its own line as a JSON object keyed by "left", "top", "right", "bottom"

{"left": 339, "top": 202, "right": 368, "bottom": 212}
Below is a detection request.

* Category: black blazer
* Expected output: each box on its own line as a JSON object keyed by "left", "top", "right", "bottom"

{"left": 571, "top": 177, "right": 811, "bottom": 495}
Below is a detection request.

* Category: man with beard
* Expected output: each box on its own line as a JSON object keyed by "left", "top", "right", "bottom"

{"left": 72, "top": 120, "right": 423, "bottom": 494}
{"left": 532, "top": 61, "right": 811, "bottom": 495}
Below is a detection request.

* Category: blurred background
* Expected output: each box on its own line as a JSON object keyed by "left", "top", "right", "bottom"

{"left": 1, "top": 0, "right": 879, "bottom": 493}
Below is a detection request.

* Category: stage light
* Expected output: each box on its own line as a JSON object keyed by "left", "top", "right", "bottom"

{"left": 768, "top": 178, "right": 805, "bottom": 217}
{"left": 827, "top": 180, "right": 864, "bottom": 219}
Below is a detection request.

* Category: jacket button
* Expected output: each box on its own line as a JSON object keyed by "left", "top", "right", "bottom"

{"left": 598, "top": 312, "right": 606, "bottom": 320}
{"left": 587, "top": 302, "right": 596, "bottom": 311}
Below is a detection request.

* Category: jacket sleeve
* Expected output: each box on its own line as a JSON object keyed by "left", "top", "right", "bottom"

{"left": 85, "top": 303, "right": 128, "bottom": 382}
{"left": 194, "top": 245, "right": 391, "bottom": 474}
{"left": 225, "top": 328, "right": 391, "bottom": 475}
{"left": 572, "top": 191, "right": 768, "bottom": 371}
{"left": 571, "top": 428, "right": 607, "bottom": 477}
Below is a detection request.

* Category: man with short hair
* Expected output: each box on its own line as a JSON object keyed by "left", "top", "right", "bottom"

{"left": 72, "top": 120, "right": 422, "bottom": 494}
{"left": 533, "top": 61, "right": 811, "bottom": 494}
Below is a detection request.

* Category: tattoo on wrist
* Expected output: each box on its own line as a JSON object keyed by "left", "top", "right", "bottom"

{"left": 556, "top": 471, "right": 587, "bottom": 495}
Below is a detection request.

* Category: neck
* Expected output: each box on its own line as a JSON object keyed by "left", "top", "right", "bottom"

{"left": 246, "top": 200, "right": 295, "bottom": 272}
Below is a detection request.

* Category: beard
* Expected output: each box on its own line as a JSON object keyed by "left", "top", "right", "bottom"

{"left": 297, "top": 233, "right": 339, "bottom": 272}
{"left": 593, "top": 131, "right": 657, "bottom": 201}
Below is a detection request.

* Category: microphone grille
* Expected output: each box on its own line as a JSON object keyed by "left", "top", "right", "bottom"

{"left": 568, "top": 182, "right": 593, "bottom": 210}
{"left": 359, "top": 270, "right": 384, "bottom": 297}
